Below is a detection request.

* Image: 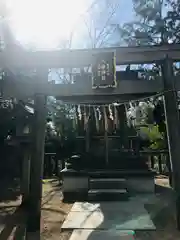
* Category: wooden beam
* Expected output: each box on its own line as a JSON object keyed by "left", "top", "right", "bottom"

{"left": 50, "top": 79, "right": 162, "bottom": 97}
{"left": 21, "top": 148, "right": 31, "bottom": 207}
{"left": 174, "top": 76, "right": 180, "bottom": 90}
{"left": 3, "top": 77, "right": 163, "bottom": 99}
{"left": 56, "top": 94, "right": 154, "bottom": 104}
{"left": 162, "top": 57, "right": 180, "bottom": 229}
{"left": 116, "top": 104, "right": 128, "bottom": 148}
{"left": 0, "top": 44, "right": 180, "bottom": 68}
{"left": 85, "top": 106, "right": 90, "bottom": 152}
{"left": 26, "top": 69, "right": 47, "bottom": 237}
{"left": 103, "top": 106, "right": 109, "bottom": 166}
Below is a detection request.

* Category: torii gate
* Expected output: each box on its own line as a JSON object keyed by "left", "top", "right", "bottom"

{"left": 1, "top": 44, "right": 180, "bottom": 237}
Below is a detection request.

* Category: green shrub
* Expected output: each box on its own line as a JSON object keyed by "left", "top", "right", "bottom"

{"left": 140, "top": 125, "right": 165, "bottom": 149}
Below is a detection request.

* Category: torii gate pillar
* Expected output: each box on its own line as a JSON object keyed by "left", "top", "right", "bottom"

{"left": 162, "top": 57, "right": 180, "bottom": 229}
{"left": 26, "top": 69, "right": 47, "bottom": 238}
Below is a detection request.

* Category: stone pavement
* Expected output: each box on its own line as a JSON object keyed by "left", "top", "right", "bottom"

{"left": 62, "top": 195, "right": 159, "bottom": 239}
{"left": 69, "top": 230, "right": 135, "bottom": 240}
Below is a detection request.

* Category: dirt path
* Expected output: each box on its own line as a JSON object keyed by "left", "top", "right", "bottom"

{"left": 41, "top": 180, "right": 72, "bottom": 240}
{"left": 0, "top": 179, "right": 72, "bottom": 240}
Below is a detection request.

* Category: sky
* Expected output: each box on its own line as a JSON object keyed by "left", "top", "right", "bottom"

{"left": 1, "top": 0, "right": 172, "bottom": 50}
{"left": 0, "top": 0, "right": 137, "bottom": 82}
{"left": 114, "top": 0, "right": 134, "bottom": 24}
{"left": 3, "top": 0, "right": 176, "bottom": 82}
{"left": 65, "top": 0, "right": 135, "bottom": 49}
{"left": 2, "top": 0, "right": 135, "bottom": 50}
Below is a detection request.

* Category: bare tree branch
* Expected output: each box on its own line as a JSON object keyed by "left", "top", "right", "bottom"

{"left": 82, "top": 0, "right": 120, "bottom": 48}
{"left": 83, "top": 17, "right": 95, "bottom": 48}
{"left": 98, "top": 25, "right": 118, "bottom": 47}
{"left": 95, "top": 2, "right": 120, "bottom": 46}
{"left": 54, "top": 0, "right": 120, "bottom": 78}
{"left": 84, "top": 0, "right": 99, "bottom": 16}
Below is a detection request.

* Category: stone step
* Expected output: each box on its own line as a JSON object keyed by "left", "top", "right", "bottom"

{"left": 90, "top": 178, "right": 126, "bottom": 182}
{"left": 88, "top": 189, "right": 128, "bottom": 201}
{"left": 89, "top": 189, "right": 127, "bottom": 194}
{"left": 89, "top": 178, "right": 126, "bottom": 189}
{"left": 89, "top": 169, "right": 155, "bottom": 178}
{"left": 85, "top": 161, "right": 149, "bottom": 170}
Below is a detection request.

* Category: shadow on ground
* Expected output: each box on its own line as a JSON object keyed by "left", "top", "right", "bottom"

{"left": 0, "top": 176, "right": 25, "bottom": 239}
{"left": 0, "top": 177, "right": 20, "bottom": 203}
{"left": 0, "top": 207, "right": 26, "bottom": 240}
{"left": 0, "top": 178, "right": 67, "bottom": 240}
{"left": 135, "top": 183, "right": 180, "bottom": 240}
{"left": 64, "top": 179, "right": 180, "bottom": 240}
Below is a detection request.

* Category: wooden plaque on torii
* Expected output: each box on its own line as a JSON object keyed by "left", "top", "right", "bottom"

{"left": 92, "top": 51, "right": 116, "bottom": 89}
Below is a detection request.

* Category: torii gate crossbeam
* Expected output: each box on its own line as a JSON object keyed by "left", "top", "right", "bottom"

{"left": 0, "top": 44, "right": 180, "bottom": 68}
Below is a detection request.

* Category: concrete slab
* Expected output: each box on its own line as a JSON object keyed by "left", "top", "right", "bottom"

{"left": 71, "top": 201, "right": 142, "bottom": 212}
{"left": 69, "top": 230, "right": 135, "bottom": 240}
{"left": 71, "top": 202, "right": 101, "bottom": 212}
{"left": 126, "top": 178, "right": 155, "bottom": 193}
{"left": 62, "top": 210, "right": 155, "bottom": 230}
{"left": 130, "top": 194, "right": 159, "bottom": 204}
{"left": 62, "top": 200, "right": 155, "bottom": 230}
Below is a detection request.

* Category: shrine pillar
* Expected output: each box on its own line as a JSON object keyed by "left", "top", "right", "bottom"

{"left": 162, "top": 57, "right": 180, "bottom": 229}
{"left": 26, "top": 69, "right": 47, "bottom": 237}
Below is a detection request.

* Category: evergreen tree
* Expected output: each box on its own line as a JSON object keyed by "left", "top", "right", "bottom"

{"left": 118, "top": 0, "right": 179, "bottom": 46}
{"left": 117, "top": 0, "right": 180, "bottom": 147}
{"left": 165, "top": 0, "right": 180, "bottom": 43}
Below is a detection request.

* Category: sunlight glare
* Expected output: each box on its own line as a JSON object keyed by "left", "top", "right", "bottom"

{"left": 7, "top": 0, "right": 87, "bottom": 49}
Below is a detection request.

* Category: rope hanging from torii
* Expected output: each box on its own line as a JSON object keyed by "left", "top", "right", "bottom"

{"left": 75, "top": 104, "right": 126, "bottom": 134}
{"left": 71, "top": 87, "right": 175, "bottom": 134}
